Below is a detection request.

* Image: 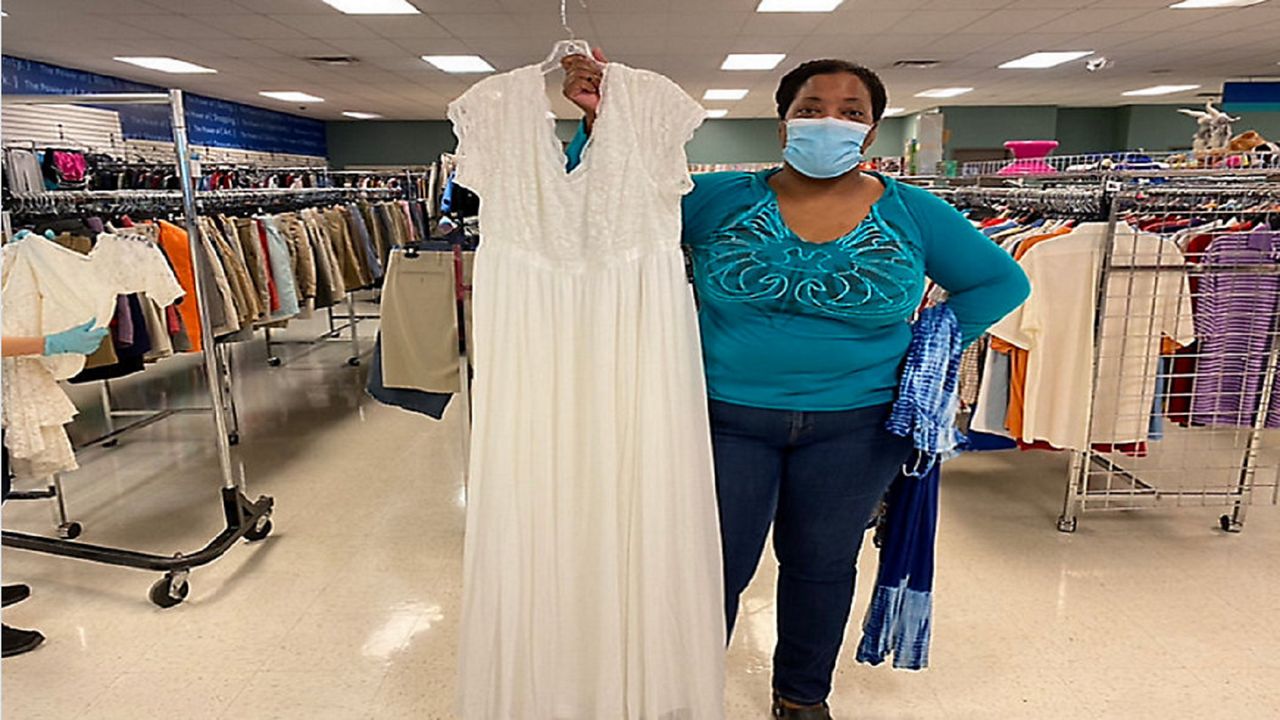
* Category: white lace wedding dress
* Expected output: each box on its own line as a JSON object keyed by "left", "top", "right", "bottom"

{"left": 449, "top": 63, "right": 725, "bottom": 719}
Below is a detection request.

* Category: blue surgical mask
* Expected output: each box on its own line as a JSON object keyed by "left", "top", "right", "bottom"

{"left": 783, "top": 117, "right": 873, "bottom": 179}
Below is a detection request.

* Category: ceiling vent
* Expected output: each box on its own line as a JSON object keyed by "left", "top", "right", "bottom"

{"left": 307, "top": 56, "right": 360, "bottom": 66}
{"left": 892, "top": 59, "right": 940, "bottom": 69}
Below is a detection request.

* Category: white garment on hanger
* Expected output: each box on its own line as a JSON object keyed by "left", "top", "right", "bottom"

{"left": 450, "top": 62, "right": 725, "bottom": 719}
{"left": 2, "top": 234, "right": 184, "bottom": 480}
{"left": 990, "top": 222, "right": 1195, "bottom": 450}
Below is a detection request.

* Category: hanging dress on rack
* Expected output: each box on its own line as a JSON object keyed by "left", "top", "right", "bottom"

{"left": 450, "top": 63, "right": 725, "bottom": 719}
{"left": 2, "top": 233, "right": 184, "bottom": 479}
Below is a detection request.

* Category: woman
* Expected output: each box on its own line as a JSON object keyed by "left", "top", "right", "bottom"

{"left": 562, "top": 54, "right": 1029, "bottom": 718}
{"left": 2, "top": 318, "right": 108, "bottom": 658}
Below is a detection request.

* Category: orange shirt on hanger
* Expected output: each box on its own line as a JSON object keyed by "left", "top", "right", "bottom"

{"left": 158, "top": 220, "right": 203, "bottom": 353}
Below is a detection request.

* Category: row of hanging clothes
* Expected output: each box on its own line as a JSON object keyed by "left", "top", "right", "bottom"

{"left": 930, "top": 182, "right": 1280, "bottom": 458}
{"left": 3, "top": 216, "right": 188, "bottom": 479}
{"left": 7, "top": 189, "right": 425, "bottom": 374}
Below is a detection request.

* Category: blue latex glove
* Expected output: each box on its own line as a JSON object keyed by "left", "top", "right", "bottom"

{"left": 43, "top": 319, "right": 109, "bottom": 357}
{"left": 12, "top": 229, "right": 56, "bottom": 242}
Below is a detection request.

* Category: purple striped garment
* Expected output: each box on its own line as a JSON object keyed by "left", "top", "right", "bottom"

{"left": 1190, "top": 228, "right": 1280, "bottom": 428}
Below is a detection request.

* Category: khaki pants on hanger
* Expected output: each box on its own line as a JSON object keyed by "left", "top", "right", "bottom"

{"left": 380, "top": 250, "right": 473, "bottom": 394}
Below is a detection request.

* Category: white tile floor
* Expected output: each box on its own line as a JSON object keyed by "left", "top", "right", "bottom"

{"left": 3, "top": 309, "right": 1279, "bottom": 719}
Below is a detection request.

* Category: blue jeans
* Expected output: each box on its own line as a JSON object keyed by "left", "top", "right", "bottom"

{"left": 710, "top": 399, "right": 911, "bottom": 705}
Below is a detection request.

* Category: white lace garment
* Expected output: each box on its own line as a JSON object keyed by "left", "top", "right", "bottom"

{"left": 450, "top": 63, "right": 726, "bottom": 719}
{"left": 2, "top": 233, "right": 184, "bottom": 480}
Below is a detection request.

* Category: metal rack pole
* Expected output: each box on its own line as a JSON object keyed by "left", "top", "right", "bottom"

{"left": 171, "top": 89, "right": 237, "bottom": 490}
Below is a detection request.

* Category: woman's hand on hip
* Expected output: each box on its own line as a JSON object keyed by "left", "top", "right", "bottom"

{"left": 561, "top": 49, "right": 608, "bottom": 131}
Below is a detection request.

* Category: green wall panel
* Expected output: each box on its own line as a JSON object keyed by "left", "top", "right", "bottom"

{"left": 325, "top": 107, "right": 1280, "bottom": 168}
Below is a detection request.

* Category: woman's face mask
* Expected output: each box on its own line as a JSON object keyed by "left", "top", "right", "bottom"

{"left": 783, "top": 117, "right": 874, "bottom": 179}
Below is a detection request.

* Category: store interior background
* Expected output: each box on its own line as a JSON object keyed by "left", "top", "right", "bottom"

{"left": 4, "top": 1, "right": 1280, "bottom": 718}
{"left": 5, "top": 0, "right": 1280, "bottom": 170}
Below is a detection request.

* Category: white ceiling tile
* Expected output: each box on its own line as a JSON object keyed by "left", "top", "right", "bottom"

{"left": 353, "top": 15, "right": 454, "bottom": 39}
{"left": 589, "top": 12, "right": 671, "bottom": 36}
{"left": 431, "top": 12, "right": 527, "bottom": 37}
{"left": 4, "top": 0, "right": 1278, "bottom": 120}
{"left": 388, "top": 37, "right": 474, "bottom": 55}
{"left": 270, "top": 14, "right": 381, "bottom": 38}
{"left": 321, "top": 37, "right": 412, "bottom": 58}
{"left": 195, "top": 13, "right": 307, "bottom": 39}
{"left": 891, "top": 9, "right": 995, "bottom": 33}
{"left": 666, "top": 11, "right": 751, "bottom": 37}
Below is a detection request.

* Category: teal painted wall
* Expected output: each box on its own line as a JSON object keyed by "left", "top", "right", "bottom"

{"left": 325, "top": 107, "right": 1280, "bottom": 167}
{"left": 938, "top": 106, "right": 1059, "bottom": 158}
{"left": 1055, "top": 107, "right": 1127, "bottom": 154}
{"left": 1123, "top": 106, "right": 1280, "bottom": 151}
{"left": 326, "top": 120, "right": 457, "bottom": 168}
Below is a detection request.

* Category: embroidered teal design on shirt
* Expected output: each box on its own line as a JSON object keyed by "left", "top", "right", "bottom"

{"left": 695, "top": 198, "right": 918, "bottom": 320}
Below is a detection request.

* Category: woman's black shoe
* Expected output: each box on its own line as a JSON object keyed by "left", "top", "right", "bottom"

{"left": 772, "top": 691, "right": 833, "bottom": 719}
{"left": 2, "top": 584, "right": 31, "bottom": 608}
{"left": 2, "top": 625, "right": 45, "bottom": 658}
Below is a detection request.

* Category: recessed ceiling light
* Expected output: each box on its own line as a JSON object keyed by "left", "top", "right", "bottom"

{"left": 915, "top": 87, "right": 974, "bottom": 98}
{"left": 1169, "top": 0, "right": 1265, "bottom": 8}
{"left": 883, "top": 107, "right": 907, "bottom": 117}
{"left": 722, "top": 53, "right": 787, "bottom": 71}
{"left": 422, "top": 55, "right": 495, "bottom": 73}
{"left": 704, "top": 89, "right": 749, "bottom": 101}
{"left": 114, "top": 57, "right": 217, "bottom": 74}
{"left": 706, "top": 109, "right": 730, "bottom": 118}
{"left": 260, "top": 91, "right": 325, "bottom": 103}
{"left": 342, "top": 112, "right": 382, "bottom": 120}
{"left": 1122, "top": 84, "right": 1201, "bottom": 96}
{"left": 999, "top": 51, "right": 1093, "bottom": 70}
{"left": 321, "top": 0, "right": 421, "bottom": 14}
{"left": 756, "top": 0, "right": 845, "bottom": 11}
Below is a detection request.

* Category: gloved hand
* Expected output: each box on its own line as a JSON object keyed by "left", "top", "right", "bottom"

{"left": 43, "top": 320, "right": 109, "bottom": 357}
{"left": 11, "top": 229, "right": 56, "bottom": 242}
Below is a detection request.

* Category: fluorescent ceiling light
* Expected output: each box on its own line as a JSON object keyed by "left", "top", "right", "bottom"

{"left": 321, "top": 0, "right": 421, "bottom": 14}
{"left": 915, "top": 87, "right": 973, "bottom": 98}
{"left": 342, "top": 111, "right": 382, "bottom": 120}
{"left": 756, "top": 0, "right": 845, "bottom": 11}
{"left": 706, "top": 109, "right": 730, "bottom": 118}
{"left": 722, "top": 53, "right": 787, "bottom": 71}
{"left": 704, "top": 89, "right": 749, "bottom": 101}
{"left": 883, "top": 107, "right": 907, "bottom": 117}
{"left": 999, "top": 51, "right": 1093, "bottom": 69}
{"left": 422, "top": 55, "right": 495, "bottom": 73}
{"left": 1122, "top": 84, "right": 1201, "bottom": 96}
{"left": 259, "top": 91, "right": 325, "bottom": 103}
{"left": 1169, "top": 0, "right": 1266, "bottom": 8}
{"left": 114, "top": 56, "right": 217, "bottom": 74}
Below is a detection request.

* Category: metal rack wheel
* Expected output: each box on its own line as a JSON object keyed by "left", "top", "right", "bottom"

{"left": 57, "top": 522, "right": 83, "bottom": 540}
{"left": 244, "top": 517, "right": 273, "bottom": 543}
{"left": 1057, "top": 516, "right": 1078, "bottom": 534}
{"left": 228, "top": 432, "right": 241, "bottom": 446}
{"left": 149, "top": 571, "right": 190, "bottom": 608}
{"left": 267, "top": 357, "right": 283, "bottom": 367}
{"left": 1220, "top": 515, "right": 1242, "bottom": 533}
{"left": 346, "top": 357, "right": 361, "bottom": 367}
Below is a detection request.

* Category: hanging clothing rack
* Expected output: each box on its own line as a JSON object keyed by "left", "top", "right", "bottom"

{"left": 1, "top": 90, "right": 274, "bottom": 608}
{"left": 938, "top": 175, "right": 1280, "bottom": 533}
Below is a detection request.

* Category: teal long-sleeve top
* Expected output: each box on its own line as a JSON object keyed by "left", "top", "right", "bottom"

{"left": 565, "top": 126, "right": 1029, "bottom": 412}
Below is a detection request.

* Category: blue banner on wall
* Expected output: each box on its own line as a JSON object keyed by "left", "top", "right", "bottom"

{"left": 1223, "top": 82, "right": 1280, "bottom": 114}
{"left": 2, "top": 56, "right": 327, "bottom": 157}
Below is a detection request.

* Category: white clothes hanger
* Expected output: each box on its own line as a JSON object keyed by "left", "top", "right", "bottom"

{"left": 541, "top": 0, "right": 592, "bottom": 74}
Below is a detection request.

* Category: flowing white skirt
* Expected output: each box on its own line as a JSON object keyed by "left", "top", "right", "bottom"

{"left": 459, "top": 244, "right": 725, "bottom": 719}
